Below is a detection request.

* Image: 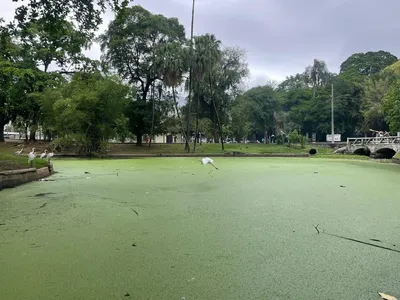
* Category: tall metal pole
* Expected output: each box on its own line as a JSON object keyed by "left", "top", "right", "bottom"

{"left": 331, "top": 83, "right": 334, "bottom": 144}
{"left": 185, "top": 0, "right": 195, "bottom": 152}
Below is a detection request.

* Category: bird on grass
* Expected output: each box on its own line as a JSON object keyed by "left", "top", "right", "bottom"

{"left": 13, "top": 145, "right": 24, "bottom": 156}
{"left": 40, "top": 150, "right": 48, "bottom": 159}
{"left": 39, "top": 149, "right": 54, "bottom": 162}
{"left": 200, "top": 157, "right": 218, "bottom": 170}
{"left": 28, "top": 148, "right": 37, "bottom": 167}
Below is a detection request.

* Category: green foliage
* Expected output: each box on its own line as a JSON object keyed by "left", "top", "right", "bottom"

{"left": 230, "top": 95, "right": 252, "bottom": 141}
{"left": 12, "top": 0, "right": 129, "bottom": 38}
{"left": 3, "top": 1, "right": 400, "bottom": 152}
{"left": 114, "top": 116, "right": 130, "bottom": 143}
{"left": 360, "top": 72, "right": 395, "bottom": 132}
{"left": 383, "top": 78, "right": 400, "bottom": 133}
{"left": 243, "top": 85, "right": 279, "bottom": 135}
{"left": 99, "top": 5, "right": 186, "bottom": 145}
{"left": 287, "top": 129, "right": 307, "bottom": 148}
{"left": 287, "top": 129, "right": 299, "bottom": 146}
{"left": 340, "top": 51, "right": 398, "bottom": 76}
{"left": 51, "top": 73, "right": 130, "bottom": 155}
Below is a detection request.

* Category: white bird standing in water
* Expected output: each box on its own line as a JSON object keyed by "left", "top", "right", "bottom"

{"left": 46, "top": 151, "right": 54, "bottom": 162}
{"left": 200, "top": 157, "right": 218, "bottom": 170}
{"left": 28, "top": 148, "right": 37, "bottom": 167}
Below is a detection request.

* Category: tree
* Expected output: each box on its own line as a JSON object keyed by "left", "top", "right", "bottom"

{"left": 0, "top": 59, "right": 38, "bottom": 142}
{"left": 383, "top": 79, "right": 400, "bottom": 133}
{"left": 12, "top": 0, "right": 129, "bottom": 39}
{"left": 340, "top": 51, "right": 398, "bottom": 76}
{"left": 361, "top": 72, "right": 395, "bottom": 133}
{"left": 158, "top": 41, "right": 189, "bottom": 145}
{"left": 187, "top": 45, "right": 248, "bottom": 149}
{"left": 8, "top": 0, "right": 112, "bottom": 141}
{"left": 52, "top": 72, "right": 130, "bottom": 155}
{"left": 304, "top": 59, "right": 331, "bottom": 97}
{"left": 190, "top": 34, "right": 221, "bottom": 151}
{"left": 238, "top": 85, "right": 280, "bottom": 142}
{"left": 230, "top": 95, "right": 252, "bottom": 141}
{"left": 99, "top": 5, "right": 186, "bottom": 145}
{"left": 16, "top": 18, "right": 91, "bottom": 73}
{"left": 0, "top": 24, "right": 46, "bottom": 142}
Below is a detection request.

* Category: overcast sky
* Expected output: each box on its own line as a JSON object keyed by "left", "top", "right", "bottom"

{"left": 3, "top": 0, "right": 400, "bottom": 88}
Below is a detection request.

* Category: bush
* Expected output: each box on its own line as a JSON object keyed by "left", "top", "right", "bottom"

{"left": 288, "top": 129, "right": 307, "bottom": 149}
{"left": 52, "top": 134, "right": 110, "bottom": 156}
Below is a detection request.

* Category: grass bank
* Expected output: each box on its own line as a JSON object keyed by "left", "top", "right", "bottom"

{"left": 0, "top": 142, "right": 48, "bottom": 171}
{"left": 107, "top": 142, "right": 319, "bottom": 154}
{"left": 1, "top": 140, "right": 374, "bottom": 169}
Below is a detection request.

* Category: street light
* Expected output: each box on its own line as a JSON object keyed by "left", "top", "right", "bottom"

{"left": 331, "top": 84, "right": 334, "bottom": 144}
{"left": 330, "top": 85, "right": 351, "bottom": 144}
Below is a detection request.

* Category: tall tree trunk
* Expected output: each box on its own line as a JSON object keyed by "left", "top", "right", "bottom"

{"left": 24, "top": 125, "right": 28, "bottom": 141}
{"left": 172, "top": 87, "right": 188, "bottom": 143}
{"left": 0, "top": 116, "right": 5, "bottom": 142}
{"left": 149, "top": 83, "right": 155, "bottom": 148}
{"left": 29, "top": 125, "right": 37, "bottom": 141}
{"left": 136, "top": 134, "right": 143, "bottom": 146}
{"left": 193, "top": 89, "right": 200, "bottom": 152}
{"left": 209, "top": 76, "right": 224, "bottom": 150}
{"left": 29, "top": 130, "right": 36, "bottom": 141}
{"left": 185, "top": 0, "right": 196, "bottom": 153}
{"left": 212, "top": 99, "right": 224, "bottom": 150}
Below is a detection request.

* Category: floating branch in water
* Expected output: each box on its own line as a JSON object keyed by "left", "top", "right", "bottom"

{"left": 315, "top": 226, "right": 400, "bottom": 254}
{"left": 130, "top": 208, "right": 139, "bottom": 216}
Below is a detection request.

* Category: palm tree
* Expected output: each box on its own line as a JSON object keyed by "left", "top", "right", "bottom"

{"left": 158, "top": 42, "right": 189, "bottom": 144}
{"left": 190, "top": 34, "right": 221, "bottom": 151}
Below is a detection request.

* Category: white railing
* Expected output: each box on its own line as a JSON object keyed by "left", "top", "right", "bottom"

{"left": 346, "top": 136, "right": 400, "bottom": 145}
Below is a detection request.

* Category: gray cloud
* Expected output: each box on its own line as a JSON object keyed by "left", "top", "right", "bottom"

{"left": 3, "top": 0, "right": 400, "bottom": 86}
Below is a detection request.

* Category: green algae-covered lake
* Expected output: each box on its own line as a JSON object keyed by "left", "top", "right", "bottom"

{"left": 1, "top": 158, "right": 400, "bottom": 300}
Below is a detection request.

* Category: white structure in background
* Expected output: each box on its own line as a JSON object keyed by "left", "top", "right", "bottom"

{"left": 326, "top": 134, "right": 341, "bottom": 142}
{"left": 3, "top": 122, "right": 46, "bottom": 140}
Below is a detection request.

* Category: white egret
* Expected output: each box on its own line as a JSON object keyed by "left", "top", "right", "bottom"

{"left": 200, "top": 157, "right": 218, "bottom": 170}
{"left": 13, "top": 145, "right": 24, "bottom": 155}
{"left": 28, "top": 148, "right": 37, "bottom": 167}
{"left": 40, "top": 150, "right": 48, "bottom": 159}
{"left": 47, "top": 151, "right": 54, "bottom": 162}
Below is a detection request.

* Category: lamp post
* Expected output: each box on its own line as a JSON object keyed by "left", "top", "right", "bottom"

{"left": 331, "top": 84, "right": 334, "bottom": 144}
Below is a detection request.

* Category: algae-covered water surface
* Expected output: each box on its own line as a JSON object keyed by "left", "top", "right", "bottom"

{"left": 1, "top": 158, "right": 400, "bottom": 300}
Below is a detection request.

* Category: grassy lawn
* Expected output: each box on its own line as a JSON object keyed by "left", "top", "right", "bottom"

{"left": 1, "top": 158, "right": 399, "bottom": 299}
{"left": 109, "top": 142, "right": 328, "bottom": 154}
{"left": 0, "top": 142, "right": 48, "bottom": 171}
{"left": 394, "top": 151, "right": 400, "bottom": 159}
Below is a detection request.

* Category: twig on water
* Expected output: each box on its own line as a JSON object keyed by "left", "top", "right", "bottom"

{"left": 130, "top": 208, "right": 139, "bottom": 216}
{"left": 313, "top": 225, "right": 400, "bottom": 254}
{"left": 324, "top": 232, "right": 400, "bottom": 254}
{"left": 208, "top": 170, "right": 213, "bottom": 174}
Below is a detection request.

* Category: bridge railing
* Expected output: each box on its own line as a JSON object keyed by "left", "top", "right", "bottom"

{"left": 346, "top": 136, "right": 400, "bottom": 145}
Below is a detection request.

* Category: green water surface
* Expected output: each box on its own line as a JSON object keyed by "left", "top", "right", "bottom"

{"left": 1, "top": 158, "right": 400, "bottom": 300}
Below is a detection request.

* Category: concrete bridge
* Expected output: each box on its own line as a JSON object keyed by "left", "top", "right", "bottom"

{"left": 345, "top": 136, "right": 400, "bottom": 157}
